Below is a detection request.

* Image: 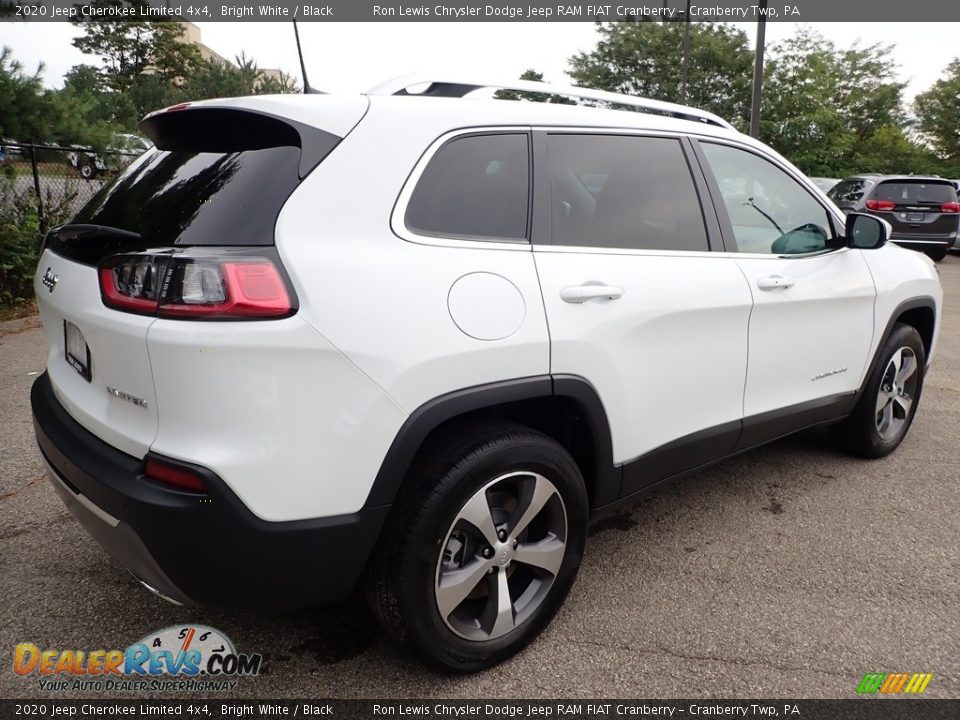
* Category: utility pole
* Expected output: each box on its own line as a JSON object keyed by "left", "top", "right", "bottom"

{"left": 681, "top": 0, "right": 691, "bottom": 102}
{"left": 749, "top": 0, "right": 768, "bottom": 139}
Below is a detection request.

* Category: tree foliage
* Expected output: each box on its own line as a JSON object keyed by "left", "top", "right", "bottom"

{"left": 759, "top": 28, "right": 917, "bottom": 177}
{"left": 914, "top": 58, "right": 960, "bottom": 163}
{"left": 568, "top": 21, "right": 754, "bottom": 129}
{"left": 0, "top": 47, "right": 50, "bottom": 141}
{"left": 493, "top": 69, "right": 576, "bottom": 104}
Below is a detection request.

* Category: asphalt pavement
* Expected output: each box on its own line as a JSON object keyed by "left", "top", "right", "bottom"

{"left": 2, "top": 256, "right": 958, "bottom": 700}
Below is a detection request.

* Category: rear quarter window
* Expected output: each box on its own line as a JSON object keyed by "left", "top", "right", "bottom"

{"left": 405, "top": 133, "right": 530, "bottom": 241}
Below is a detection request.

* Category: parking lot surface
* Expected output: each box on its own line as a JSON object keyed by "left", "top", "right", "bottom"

{"left": 2, "top": 257, "right": 958, "bottom": 699}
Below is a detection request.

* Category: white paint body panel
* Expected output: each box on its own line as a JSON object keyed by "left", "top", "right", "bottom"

{"left": 732, "top": 248, "right": 877, "bottom": 417}
{"left": 534, "top": 249, "right": 752, "bottom": 463}
{"left": 860, "top": 244, "right": 943, "bottom": 367}
{"left": 34, "top": 249, "right": 159, "bottom": 458}
{"left": 146, "top": 316, "right": 406, "bottom": 521}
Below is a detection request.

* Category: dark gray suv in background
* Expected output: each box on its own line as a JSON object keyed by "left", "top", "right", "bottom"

{"left": 828, "top": 175, "right": 959, "bottom": 261}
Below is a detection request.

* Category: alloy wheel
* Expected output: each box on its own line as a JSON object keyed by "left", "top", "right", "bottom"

{"left": 435, "top": 471, "right": 567, "bottom": 641}
{"left": 875, "top": 346, "right": 919, "bottom": 441}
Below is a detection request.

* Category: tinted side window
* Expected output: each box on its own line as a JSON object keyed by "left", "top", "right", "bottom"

{"left": 828, "top": 178, "right": 869, "bottom": 205}
{"left": 405, "top": 133, "right": 529, "bottom": 241}
{"left": 546, "top": 134, "right": 708, "bottom": 251}
{"left": 701, "top": 142, "right": 836, "bottom": 255}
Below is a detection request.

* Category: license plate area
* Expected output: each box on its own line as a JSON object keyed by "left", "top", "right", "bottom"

{"left": 64, "top": 320, "right": 92, "bottom": 382}
{"left": 905, "top": 212, "right": 924, "bottom": 222}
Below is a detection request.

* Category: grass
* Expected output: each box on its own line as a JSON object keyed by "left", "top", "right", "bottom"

{"left": 0, "top": 299, "right": 38, "bottom": 322}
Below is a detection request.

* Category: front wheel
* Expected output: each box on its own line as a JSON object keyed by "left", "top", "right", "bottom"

{"left": 78, "top": 161, "right": 97, "bottom": 180}
{"left": 365, "top": 423, "right": 588, "bottom": 672}
{"left": 925, "top": 247, "right": 948, "bottom": 262}
{"left": 832, "top": 323, "right": 926, "bottom": 458}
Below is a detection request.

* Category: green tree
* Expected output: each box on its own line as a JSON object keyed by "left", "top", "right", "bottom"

{"left": 0, "top": 46, "right": 52, "bottom": 141}
{"left": 71, "top": 3, "right": 200, "bottom": 127}
{"left": 913, "top": 58, "right": 960, "bottom": 162}
{"left": 761, "top": 28, "right": 910, "bottom": 177}
{"left": 568, "top": 21, "right": 753, "bottom": 128}
{"left": 182, "top": 52, "right": 299, "bottom": 100}
{"left": 493, "top": 69, "right": 575, "bottom": 104}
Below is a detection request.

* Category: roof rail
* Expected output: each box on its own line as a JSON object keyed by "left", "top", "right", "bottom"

{"left": 366, "top": 74, "right": 736, "bottom": 130}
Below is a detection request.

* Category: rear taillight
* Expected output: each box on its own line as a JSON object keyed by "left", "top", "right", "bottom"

{"left": 940, "top": 202, "right": 960, "bottom": 213}
{"left": 865, "top": 199, "right": 896, "bottom": 211}
{"left": 99, "top": 252, "right": 293, "bottom": 320}
{"left": 144, "top": 458, "right": 208, "bottom": 493}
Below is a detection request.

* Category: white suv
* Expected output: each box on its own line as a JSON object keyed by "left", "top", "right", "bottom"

{"left": 32, "top": 76, "right": 942, "bottom": 671}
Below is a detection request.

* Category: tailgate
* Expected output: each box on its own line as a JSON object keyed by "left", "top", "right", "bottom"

{"left": 872, "top": 180, "right": 959, "bottom": 237}
{"left": 33, "top": 97, "right": 368, "bottom": 459}
{"left": 34, "top": 249, "right": 158, "bottom": 457}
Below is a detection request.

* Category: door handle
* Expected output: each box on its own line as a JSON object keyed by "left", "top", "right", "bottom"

{"left": 757, "top": 275, "right": 795, "bottom": 291}
{"left": 560, "top": 285, "right": 625, "bottom": 304}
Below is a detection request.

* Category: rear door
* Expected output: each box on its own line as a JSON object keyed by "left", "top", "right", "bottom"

{"left": 693, "top": 139, "right": 876, "bottom": 444}
{"left": 33, "top": 102, "right": 362, "bottom": 457}
{"left": 867, "top": 179, "right": 959, "bottom": 244}
{"left": 533, "top": 131, "right": 753, "bottom": 497}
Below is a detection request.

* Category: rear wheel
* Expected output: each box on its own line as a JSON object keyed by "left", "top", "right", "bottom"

{"left": 365, "top": 423, "right": 588, "bottom": 672}
{"left": 925, "top": 247, "right": 948, "bottom": 262}
{"left": 832, "top": 323, "right": 925, "bottom": 458}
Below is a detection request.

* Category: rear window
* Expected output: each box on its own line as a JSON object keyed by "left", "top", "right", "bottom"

{"left": 73, "top": 146, "right": 302, "bottom": 246}
{"left": 872, "top": 181, "right": 957, "bottom": 206}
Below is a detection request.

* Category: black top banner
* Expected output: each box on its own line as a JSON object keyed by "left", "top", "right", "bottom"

{"left": 3, "top": 0, "right": 960, "bottom": 22}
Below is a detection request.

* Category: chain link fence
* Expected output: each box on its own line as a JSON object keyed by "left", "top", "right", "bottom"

{"left": 0, "top": 141, "right": 143, "bottom": 233}
{"left": 0, "top": 142, "right": 144, "bottom": 306}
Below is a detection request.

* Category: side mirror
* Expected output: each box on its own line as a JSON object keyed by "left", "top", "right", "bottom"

{"left": 846, "top": 212, "right": 891, "bottom": 250}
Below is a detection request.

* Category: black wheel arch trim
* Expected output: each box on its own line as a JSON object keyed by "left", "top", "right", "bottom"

{"left": 363, "top": 374, "right": 621, "bottom": 510}
{"left": 850, "top": 296, "right": 937, "bottom": 408}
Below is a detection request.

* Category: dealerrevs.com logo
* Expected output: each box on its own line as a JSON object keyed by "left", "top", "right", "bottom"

{"left": 13, "top": 625, "right": 262, "bottom": 692}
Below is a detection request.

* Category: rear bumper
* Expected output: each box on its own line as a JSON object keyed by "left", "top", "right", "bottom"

{"left": 31, "top": 372, "right": 390, "bottom": 610}
{"left": 890, "top": 236, "right": 954, "bottom": 250}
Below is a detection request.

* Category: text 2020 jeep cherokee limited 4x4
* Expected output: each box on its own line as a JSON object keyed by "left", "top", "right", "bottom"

{"left": 31, "top": 76, "right": 942, "bottom": 672}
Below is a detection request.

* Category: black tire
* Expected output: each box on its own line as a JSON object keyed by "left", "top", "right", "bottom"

{"left": 925, "top": 248, "right": 948, "bottom": 262}
{"left": 79, "top": 161, "right": 96, "bottom": 179}
{"left": 831, "top": 323, "right": 926, "bottom": 458}
{"left": 365, "top": 422, "right": 588, "bottom": 672}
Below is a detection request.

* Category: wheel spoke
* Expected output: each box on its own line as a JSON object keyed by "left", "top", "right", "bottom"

{"left": 511, "top": 474, "right": 557, "bottom": 538}
{"left": 875, "top": 388, "right": 893, "bottom": 414}
{"left": 890, "top": 348, "right": 903, "bottom": 377}
{"left": 436, "top": 557, "right": 493, "bottom": 618}
{"left": 878, "top": 401, "right": 894, "bottom": 434}
{"left": 456, "top": 490, "right": 500, "bottom": 548}
{"left": 895, "top": 353, "right": 917, "bottom": 386}
{"left": 489, "top": 569, "right": 515, "bottom": 637}
{"left": 514, "top": 535, "right": 565, "bottom": 576}
{"left": 893, "top": 395, "right": 912, "bottom": 417}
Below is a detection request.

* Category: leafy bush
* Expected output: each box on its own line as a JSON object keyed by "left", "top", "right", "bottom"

{"left": 0, "top": 183, "right": 41, "bottom": 306}
{"left": 0, "top": 168, "right": 78, "bottom": 307}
